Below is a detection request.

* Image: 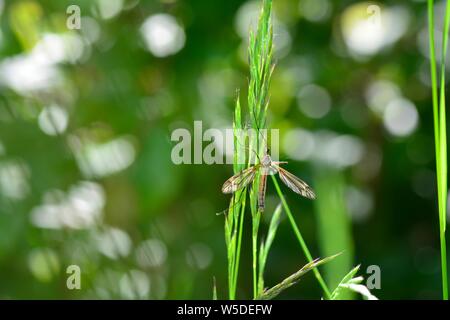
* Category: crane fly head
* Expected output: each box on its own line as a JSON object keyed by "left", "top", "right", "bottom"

{"left": 261, "top": 153, "right": 272, "bottom": 167}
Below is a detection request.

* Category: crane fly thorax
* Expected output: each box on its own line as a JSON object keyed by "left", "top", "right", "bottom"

{"left": 260, "top": 154, "right": 277, "bottom": 175}
{"left": 261, "top": 154, "right": 272, "bottom": 167}
{"left": 222, "top": 147, "right": 316, "bottom": 208}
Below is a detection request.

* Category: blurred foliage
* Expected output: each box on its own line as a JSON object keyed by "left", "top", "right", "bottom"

{"left": 0, "top": 0, "right": 446, "bottom": 299}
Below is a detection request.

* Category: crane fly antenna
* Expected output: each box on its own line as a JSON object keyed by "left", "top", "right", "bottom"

{"left": 233, "top": 122, "right": 263, "bottom": 164}
{"left": 216, "top": 188, "right": 247, "bottom": 215}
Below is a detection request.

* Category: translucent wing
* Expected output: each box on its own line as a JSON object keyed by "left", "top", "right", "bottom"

{"left": 275, "top": 165, "right": 316, "bottom": 200}
{"left": 222, "top": 165, "right": 259, "bottom": 194}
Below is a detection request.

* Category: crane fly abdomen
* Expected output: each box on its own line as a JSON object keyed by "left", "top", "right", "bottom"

{"left": 258, "top": 173, "right": 268, "bottom": 212}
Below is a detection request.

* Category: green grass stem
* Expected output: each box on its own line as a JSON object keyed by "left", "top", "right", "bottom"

{"left": 271, "top": 175, "right": 332, "bottom": 299}
{"left": 428, "top": 0, "right": 449, "bottom": 300}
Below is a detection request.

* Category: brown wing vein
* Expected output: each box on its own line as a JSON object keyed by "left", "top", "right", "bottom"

{"left": 222, "top": 165, "right": 259, "bottom": 194}
{"left": 275, "top": 165, "right": 316, "bottom": 200}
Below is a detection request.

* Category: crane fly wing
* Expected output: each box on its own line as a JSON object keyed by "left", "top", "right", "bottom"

{"left": 222, "top": 165, "right": 259, "bottom": 194}
{"left": 275, "top": 165, "right": 316, "bottom": 200}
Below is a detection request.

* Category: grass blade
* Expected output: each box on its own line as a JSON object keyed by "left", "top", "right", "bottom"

{"left": 257, "top": 253, "right": 340, "bottom": 300}
{"left": 258, "top": 203, "right": 283, "bottom": 294}
{"left": 428, "top": 0, "right": 449, "bottom": 300}
{"left": 213, "top": 277, "right": 218, "bottom": 300}
{"left": 247, "top": 0, "right": 273, "bottom": 299}
{"left": 330, "top": 265, "right": 378, "bottom": 300}
{"left": 330, "top": 265, "right": 360, "bottom": 300}
{"left": 271, "top": 175, "right": 332, "bottom": 299}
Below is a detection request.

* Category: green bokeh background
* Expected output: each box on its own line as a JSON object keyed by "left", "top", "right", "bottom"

{"left": 0, "top": 0, "right": 445, "bottom": 299}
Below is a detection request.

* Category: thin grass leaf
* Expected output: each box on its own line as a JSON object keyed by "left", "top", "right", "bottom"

{"left": 225, "top": 86, "right": 247, "bottom": 300}
{"left": 340, "top": 265, "right": 361, "bottom": 285}
{"left": 330, "top": 265, "right": 361, "bottom": 300}
{"left": 264, "top": 203, "right": 282, "bottom": 258}
{"left": 213, "top": 277, "right": 218, "bottom": 300}
{"left": 258, "top": 241, "right": 266, "bottom": 295}
{"left": 329, "top": 265, "right": 378, "bottom": 300}
{"left": 257, "top": 253, "right": 340, "bottom": 300}
{"left": 330, "top": 265, "right": 378, "bottom": 300}
{"left": 271, "top": 175, "right": 332, "bottom": 298}
{"left": 233, "top": 93, "right": 244, "bottom": 174}
{"left": 428, "top": 0, "right": 449, "bottom": 300}
{"left": 246, "top": 0, "right": 273, "bottom": 299}
{"left": 231, "top": 188, "right": 246, "bottom": 299}
{"left": 258, "top": 203, "right": 283, "bottom": 294}
{"left": 437, "top": 3, "right": 449, "bottom": 301}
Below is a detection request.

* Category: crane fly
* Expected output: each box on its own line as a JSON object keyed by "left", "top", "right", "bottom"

{"left": 222, "top": 151, "right": 316, "bottom": 212}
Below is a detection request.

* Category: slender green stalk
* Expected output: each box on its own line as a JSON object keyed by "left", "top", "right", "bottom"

{"left": 438, "top": 0, "right": 449, "bottom": 299}
{"left": 225, "top": 199, "right": 235, "bottom": 299}
{"left": 257, "top": 254, "right": 339, "bottom": 300}
{"left": 225, "top": 92, "right": 246, "bottom": 300}
{"left": 226, "top": 188, "right": 246, "bottom": 299}
{"left": 428, "top": 0, "right": 449, "bottom": 300}
{"left": 252, "top": 213, "right": 261, "bottom": 298}
{"left": 231, "top": 190, "right": 246, "bottom": 299}
{"left": 271, "top": 175, "right": 332, "bottom": 299}
{"left": 249, "top": 146, "right": 261, "bottom": 298}
{"left": 246, "top": 0, "right": 272, "bottom": 299}
{"left": 440, "top": 233, "right": 448, "bottom": 300}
